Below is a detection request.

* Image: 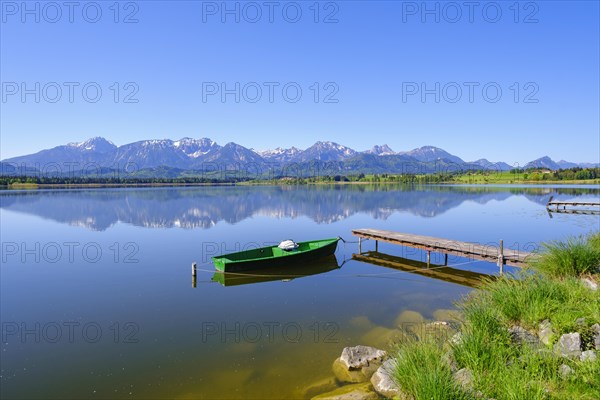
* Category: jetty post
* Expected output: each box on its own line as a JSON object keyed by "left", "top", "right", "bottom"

{"left": 497, "top": 240, "right": 504, "bottom": 274}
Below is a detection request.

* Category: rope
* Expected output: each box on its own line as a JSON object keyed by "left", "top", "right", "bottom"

{"left": 337, "top": 236, "right": 360, "bottom": 244}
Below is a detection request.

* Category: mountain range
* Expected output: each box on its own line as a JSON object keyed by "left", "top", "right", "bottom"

{"left": 1, "top": 137, "right": 597, "bottom": 177}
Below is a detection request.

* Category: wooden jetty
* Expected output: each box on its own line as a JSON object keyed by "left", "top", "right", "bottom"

{"left": 353, "top": 251, "right": 494, "bottom": 288}
{"left": 546, "top": 196, "right": 600, "bottom": 213}
{"left": 351, "top": 229, "right": 533, "bottom": 271}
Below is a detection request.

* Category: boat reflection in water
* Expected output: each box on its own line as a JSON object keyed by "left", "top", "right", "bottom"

{"left": 211, "top": 255, "right": 341, "bottom": 287}
{"left": 352, "top": 251, "right": 495, "bottom": 288}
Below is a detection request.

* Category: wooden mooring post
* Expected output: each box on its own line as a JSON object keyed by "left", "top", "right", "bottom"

{"left": 192, "top": 262, "right": 197, "bottom": 288}
{"left": 497, "top": 240, "right": 504, "bottom": 274}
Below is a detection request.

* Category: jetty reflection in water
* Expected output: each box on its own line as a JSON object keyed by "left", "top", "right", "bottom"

{"left": 352, "top": 251, "right": 495, "bottom": 288}
{"left": 211, "top": 255, "right": 341, "bottom": 287}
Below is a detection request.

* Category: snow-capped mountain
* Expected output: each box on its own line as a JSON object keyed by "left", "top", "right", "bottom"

{"left": 365, "top": 145, "right": 396, "bottom": 156}
{"left": 292, "top": 141, "right": 357, "bottom": 162}
{"left": 173, "top": 138, "right": 221, "bottom": 158}
{"left": 68, "top": 137, "right": 117, "bottom": 153}
{"left": 400, "top": 146, "right": 465, "bottom": 165}
{"left": 258, "top": 147, "right": 302, "bottom": 163}
{"left": 202, "top": 142, "right": 264, "bottom": 165}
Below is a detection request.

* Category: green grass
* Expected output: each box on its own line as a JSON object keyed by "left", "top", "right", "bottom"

{"left": 392, "top": 337, "right": 473, "bottom": 400}
{"left": 529, "top": 233, "right": 600, "bottom": 278}
{"left": 390, "top": 233, "right": 600, "bottom": 400}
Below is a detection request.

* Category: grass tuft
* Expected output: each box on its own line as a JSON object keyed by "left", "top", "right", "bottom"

{"left": 529, "top": 233, "right": 600, "bottom": 278}
{"left": 392, "top": 337, "right": 473, "bottom": 400}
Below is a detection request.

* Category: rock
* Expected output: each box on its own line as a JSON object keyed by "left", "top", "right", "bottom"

{"left": 591, "top": 324, "right": 600, "bottom": 351}
{"left": 349, "top": 316, "right": 375, "bottom": 330}
{"left": 332, "top": 358, "right": 378, "bottom": 384}
{"left": 370, "top": 359, "right": 400, "bottom": 398}
{"left": 575, "top": 317, "right": 586, "bottom": 326}
{"left": 558, "top": 364, "right": 573, "bottom": 379}
{"left": 509, "top": 325, "right": 541, "bottom": 347}
{"left": 580, "top": 350, "right": 597, "bottom": 362}
{"left": 538, "top": 319, "right": 554, "bottom": 346}
{"left": 394, "top": 310, "right": 425, "bottom": 331}
{"left": 410, "top": 321, "right": 454, "bottom": 341}
{"left": 590, "top": 324, "right": 600, "bottom": 351}
{"left": 432, "top": 308, "right": 461, "bottom": 323}
{"left": 301, "top": 377, "right": 338, "bottom": 399}
{"left": 554, "top": 333, "right": 582, "bottom": 358}
{"left": 581, "top": 277, "right": 598, "bottom": 291}
{"left": 360, "top": 326, "right": 406, "bottom": 349}
{"left": 441, "top": 351, "right": 458, "bottom": 373}
{"left": 340, "top": 346, "right": 386, "bottom": 370}
{"left": 454, "top": 368, "right": 473, "bottom": 390}
{"left": 450, "top": 332, "right": 463, "bottom": 346}
{"left": 311, "top": 382, "right": 378, "bottom": 400}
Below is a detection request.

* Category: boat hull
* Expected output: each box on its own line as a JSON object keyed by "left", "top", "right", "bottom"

{"left": 212, "top": 238, "right": 339, "bottom": 272}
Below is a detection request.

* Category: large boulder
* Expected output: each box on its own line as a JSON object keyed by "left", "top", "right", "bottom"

{"left": 370, "top": 359, "right": 401, "bottom": 398}
{"left": 340, "top": 346, "right": 387, "bottom": 369}
{"left": 311, "top": 383, "right": 379, "bottom": 400}
{"left": 554, "top": 333, "right": 582, "bottom": 358}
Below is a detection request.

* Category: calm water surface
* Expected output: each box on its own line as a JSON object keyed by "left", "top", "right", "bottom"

{"left": 1, "top": 184, "right": 598, "bottom": 399}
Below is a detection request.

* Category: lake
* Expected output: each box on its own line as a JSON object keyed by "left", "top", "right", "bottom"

{"left": 1, "top": 184, "right": 598, "bottom": 399}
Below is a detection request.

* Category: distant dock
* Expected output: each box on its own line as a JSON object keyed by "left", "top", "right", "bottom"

{"left": 351, "top": 229, "right": 533, "bottom": 271}
{"left": 546, "top": 196, "right": 600, "bottom": 215}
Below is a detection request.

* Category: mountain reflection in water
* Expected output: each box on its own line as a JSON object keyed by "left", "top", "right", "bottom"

{"left": 0, "top": 184, "right": 597, "bottom": 231}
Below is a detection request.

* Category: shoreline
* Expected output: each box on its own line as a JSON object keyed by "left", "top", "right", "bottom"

{"left": 0, "top": 179, "right": 600, "bottom": 190}
{"left": 2, "top": 179, "right": 598, "bottom": 190}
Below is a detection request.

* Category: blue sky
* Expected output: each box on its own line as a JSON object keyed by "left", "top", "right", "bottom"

{"left": 1, "top": 0, "right": 599, "bottom": 165}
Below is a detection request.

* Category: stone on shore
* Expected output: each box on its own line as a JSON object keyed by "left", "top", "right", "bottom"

{"left": 554, "top": 333, "right": 582, "bottom": 358}
{"left": 591, "top": 323, "right": 600, "bottom": 351}
{"left": 370, "top": 359, "right": 400, "bottom": 398}
{"left": 538, "top": 319, "right": 554, "bottom": 346}
{"left": 558, "top": 364, "right": 573, "bottom": 379}
{"left": 340, "top": 345, "right": 387, "bottom": 369}
{"left": 509, "top": 325, "right": 542, "bottom": 347}
{"left": 580, "top": 277, "right": 598, "bottom": 291}
{"left": 580, "top": 350, "right": 597, "bottom": 362}
{"left": 454, "top": 368, "right": 473, "bottom": 390}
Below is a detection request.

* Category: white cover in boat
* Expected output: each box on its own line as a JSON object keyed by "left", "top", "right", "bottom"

{"left": 278, "top": 240, "right": 299, "bottom": 251}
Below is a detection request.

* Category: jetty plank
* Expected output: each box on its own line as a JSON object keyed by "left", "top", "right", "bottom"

{"left": 351, "top": 229, "right": 533, "bottom": 267}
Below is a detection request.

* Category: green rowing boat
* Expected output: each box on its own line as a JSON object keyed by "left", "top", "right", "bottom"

{"left": 212, "top": 238, "right": 339, "bottom": 272}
